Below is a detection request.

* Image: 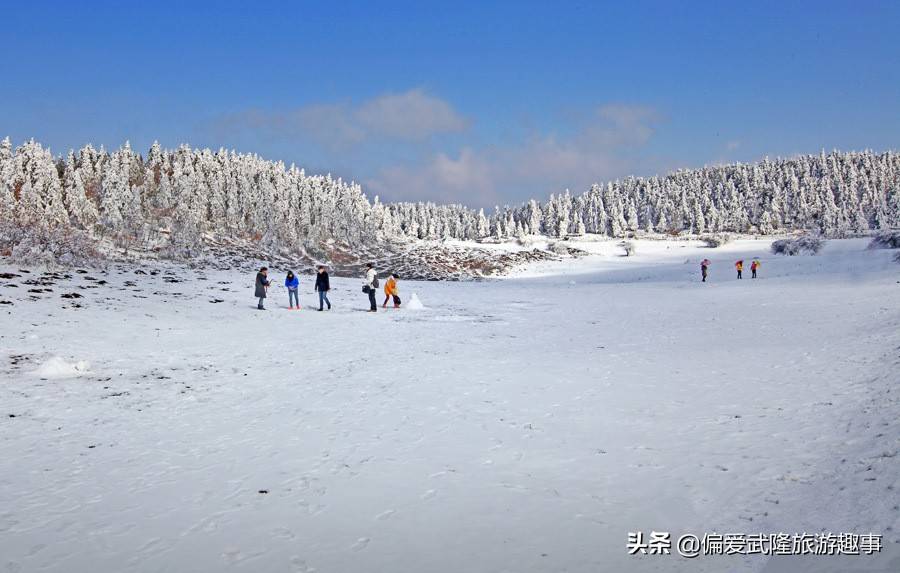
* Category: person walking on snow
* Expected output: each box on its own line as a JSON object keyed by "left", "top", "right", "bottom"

{"left": 750, "top": 258, "right": 760, "bottom": 279}
{"left": 735, "top": 259, "right": 744, "bottom": 279}
{"left": 363, "top": 263, "right": 378, "bottom": 312}
{"left": 315, "top": 265, "right": 331, "bottom": 311}
{"left": 383, "top": 273, "right": 401, "bottom": 308}
{"left": 255, "top": 267, "right": 271, "bottom": 310}
{"left": 700, "top": 259, "right": 711, "bottom": 282}
{"left": 285, "top": 270, "right": 300, "bottom": 309}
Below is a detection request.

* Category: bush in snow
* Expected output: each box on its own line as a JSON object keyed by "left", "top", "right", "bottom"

{"left": 516, "top": 234, "right": 536, "bottom": 247}
{"left": 771, "top": 235, "right": 825, "bottom": 256}
{"left": 700, "top": 234, "right": 731, "bottom": 248}
{"left": 0, "top": 221, "right": 100, "bottom": 267}
{"left": 619, "top": 240, "right": 635, "bottom": 256}
{"left": 867, "top": 231, "right": 900, "bottom": 250}
{"left": 548, "top": 242, "right": 571, "bottom": 255}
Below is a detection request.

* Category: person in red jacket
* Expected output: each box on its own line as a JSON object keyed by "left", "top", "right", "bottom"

{"left": 750, "top": 258, "right": 760, "bottom": 279}
{"left": 735, "top": 259, "right": 744, "bottom": 279}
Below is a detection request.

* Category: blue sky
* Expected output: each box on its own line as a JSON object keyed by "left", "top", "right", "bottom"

{"left": 2, "top": 1, "right": 898, "bottom": 208}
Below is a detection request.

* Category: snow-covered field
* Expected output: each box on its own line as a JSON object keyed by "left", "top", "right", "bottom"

{"left": 1, "top": 238, "right": 899, "bottom": 573}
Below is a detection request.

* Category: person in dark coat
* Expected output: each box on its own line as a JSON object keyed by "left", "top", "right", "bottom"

{"left": 255, "top": 267, "right": 271, "bottom": 310}
{"left": 314, "top": 265, "right": 331, "bottom": 311}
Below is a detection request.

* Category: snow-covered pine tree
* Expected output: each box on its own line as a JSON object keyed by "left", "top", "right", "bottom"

{"left": 3, "top": 138, "right": 900, "bottom": 260}
{"left": 0, "top": 137, "right": 15, "bottom": 225}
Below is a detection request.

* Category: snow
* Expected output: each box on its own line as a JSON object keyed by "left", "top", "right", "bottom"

{"left": 1, "top": 238, "right": 898, "bottom": 572}
{"left": 33, "top": 356, "right": 90, "bottom": 379}
{"left": 406, "top": 292, "right": 426, "bottom": 310}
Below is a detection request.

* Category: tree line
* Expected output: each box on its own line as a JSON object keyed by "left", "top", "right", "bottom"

{"left": 1, "top": 137, "right": 898, "bottom": 261}
{"left": 390, "top": 150, "right": 900, "bottom": 240}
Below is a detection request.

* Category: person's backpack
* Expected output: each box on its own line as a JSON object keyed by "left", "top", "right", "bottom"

{"left": 373, "top": 277, "right": 380, "bottom": 288}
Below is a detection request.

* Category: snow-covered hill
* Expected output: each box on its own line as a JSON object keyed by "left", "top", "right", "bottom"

{"left": 2, "top": 138, "right": 899, "bottom": 272}
{"left": 1, "top": 239, "right": 898, "bottom": 572}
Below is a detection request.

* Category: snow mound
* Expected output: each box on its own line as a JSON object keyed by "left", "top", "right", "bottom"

{"left": 34, "top": 357, "right": 90, "bottom": 379}
{"left": 406, "top": 293, "right": 426, "bottom": 311}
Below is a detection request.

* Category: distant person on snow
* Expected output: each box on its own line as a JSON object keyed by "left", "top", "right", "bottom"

{"left": 255, "top": 267, "right": 271, "bottom": 310}
{"left": 285, "top": 270, "right": 300, "bottom": 309}
{"left": 363, "top": 262, "right": 378, "bottom": 312}
{"left": 735, "top": 259, "right": 744, "bottom": 279}
{"left": 750, "top": 258, "right": 760, "bottom": 279}
{"left": 383, "top": 273, "right": 401, "bottom": 308}
{"left": 700, "top": 259, "right": 711, "bottom": 282}
{"left": 315, "top": 265, "right": 331, "bottom": 311}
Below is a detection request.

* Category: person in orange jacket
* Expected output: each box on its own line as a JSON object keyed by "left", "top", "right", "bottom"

{"left": 750, "top": 258, "right": 760, "bottom": 279}
{"left": 735, "top": 259, "right": 744, "bottom": 279}
{"left": 383, "top": 273, "right": 401, "bottom": 308}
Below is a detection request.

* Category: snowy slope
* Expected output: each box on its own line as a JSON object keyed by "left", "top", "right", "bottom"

{"left": 1, "top": 239, "right": 898, "bottom": 573}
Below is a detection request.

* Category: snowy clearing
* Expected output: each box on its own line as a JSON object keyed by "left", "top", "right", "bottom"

{"left": 1, "top": 238, "right": 899, "bottom": 572}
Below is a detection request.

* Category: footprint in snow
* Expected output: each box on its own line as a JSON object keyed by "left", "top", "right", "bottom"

{"left": 272, "top": 527, "right": 295, "bottom": 540}
{"left": 222, "top": 548, "right": 241, "bottom": 565}
{"left": 421, "top": 489, "right": 437, "bottom": 500}
{"left": 374, "top": 509, "right": 395, "bottom": 521}
{"left": 289, "top": 556, "right": 316, "bottom": 573}
{"left": 351, "top": 537, "right": 370, "bottom": 551}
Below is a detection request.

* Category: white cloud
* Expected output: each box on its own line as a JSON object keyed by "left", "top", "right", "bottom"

{"left": 367, "top": 104, "right": 662, "bottom": 207}
{"left": 367, "top": 148, "right": 495, "bottom": 205}
{"left": 213, "top": 89, "right": 467, "bottom": 149}
{"left": 356, "top": 89, "right": 469, "bottom": 140}
{"left": 291, "top": 103, "right": 367, "bottom": 146}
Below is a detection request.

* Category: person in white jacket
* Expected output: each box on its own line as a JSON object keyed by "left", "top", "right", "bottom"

{"left": 363, "top": 263, "right": 378, "bottom": 312}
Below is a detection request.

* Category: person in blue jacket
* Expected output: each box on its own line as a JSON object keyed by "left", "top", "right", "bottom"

{"left": 285, "top": 270, "right": 300, "bottom": 309}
